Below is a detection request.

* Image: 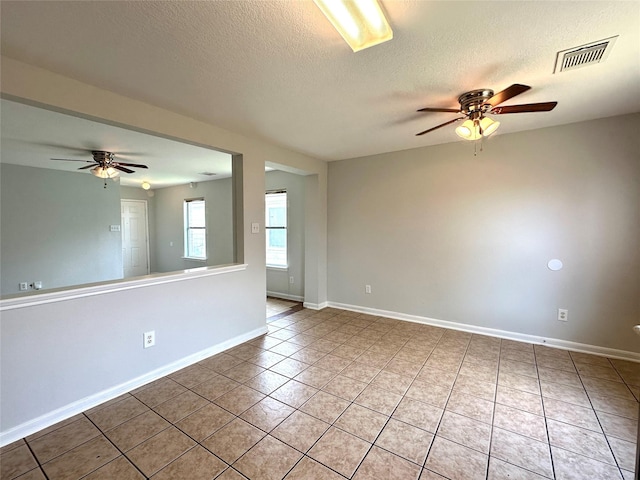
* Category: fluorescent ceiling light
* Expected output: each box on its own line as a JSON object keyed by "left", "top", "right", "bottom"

{"left": 314, "top": 0, "right": 393, "bottom": 52}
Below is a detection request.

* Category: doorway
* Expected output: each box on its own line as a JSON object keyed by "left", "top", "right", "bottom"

{"left": 121, "top": 199, "right": 150, "bottom": 278}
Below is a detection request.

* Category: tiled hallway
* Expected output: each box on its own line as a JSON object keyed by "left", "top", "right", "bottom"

{"left": 2, "top": 307, "right": 638, "bottom": 479}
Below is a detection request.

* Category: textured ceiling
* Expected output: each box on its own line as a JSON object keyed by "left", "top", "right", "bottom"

{"left": 1, "top": 1, "right": 639, "bottom": 161}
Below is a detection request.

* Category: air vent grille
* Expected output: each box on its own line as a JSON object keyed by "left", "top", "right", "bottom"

{"left": 554, "top": 36, "right": 617, "bottom": 73}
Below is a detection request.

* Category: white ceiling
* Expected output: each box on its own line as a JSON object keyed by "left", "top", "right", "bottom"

{"left": 1, "top": 1, "right": 639, "bottom": 162}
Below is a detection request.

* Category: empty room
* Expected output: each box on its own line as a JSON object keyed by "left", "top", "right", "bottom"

{"left": 1, "top": 1, "right": 639, "bottom": 479}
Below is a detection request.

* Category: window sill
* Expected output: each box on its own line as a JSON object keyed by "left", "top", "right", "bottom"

{"left": 0, "top": 263, "right": 248, "bottom": 311}
{"left": 182, "top": 257, "right": 207, "bottom": 262}
{"left": 267, "top": 265, "right": 289, "bottom": 271}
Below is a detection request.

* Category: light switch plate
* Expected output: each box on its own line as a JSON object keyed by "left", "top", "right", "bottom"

{"left": 251, "top": 223, "right": 260, "bottom": 234}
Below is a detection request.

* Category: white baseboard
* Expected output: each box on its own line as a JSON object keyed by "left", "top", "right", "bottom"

{"left": 267, "top": 291, "right": 304, "bottom": 302}
{"left": 328, "top": 301, "right": 640, "bottom": 363}
{"left": 303, "top": 301, "right": 329, "bottom": 310}
{"left": 0, "top": 325, "right": 268, "bottom": 447}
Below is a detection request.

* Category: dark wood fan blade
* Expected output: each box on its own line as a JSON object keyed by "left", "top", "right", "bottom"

{"left": 416, "top": 117, "right": 465, "bottom": 136}
{"left": 485, "top": 84, "right": 531, "bottom": 107}
{"left": 78, "top": 164, "right": 98, "bottom": 170}
{"left": 114, "top": 165, "right": 135, "bottom": 174}
{"left": 417, "top": 107, "right": 461, "bottom": 113}
{"left": 491, "top": 102, "right": 558, "bottom": 114}
{"left": 51, "top": 158, "right": 94, "bottom": 163}
{"left": 116, "top": 162, "right": 148, "bottom": 169}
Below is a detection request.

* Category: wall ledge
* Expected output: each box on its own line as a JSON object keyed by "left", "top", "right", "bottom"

{"left": 329, "top": 301, "right": 640, "bottom": 363}
{"left": 0, "top": 263, "right": 248, "bottom": 311}
{"left": 0, "top": 322, "right": 267, "bottom": 446}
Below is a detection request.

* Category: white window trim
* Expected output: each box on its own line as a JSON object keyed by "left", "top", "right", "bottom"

{"left": 184, "top": 198, "right": 207, "bottom": 260}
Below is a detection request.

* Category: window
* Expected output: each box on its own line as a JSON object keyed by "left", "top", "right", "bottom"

{"left": 265, "top": 191, "right": 287, "bottom": 267}
{"left": 184, "top": 199, "right": 207, "bottom": 260}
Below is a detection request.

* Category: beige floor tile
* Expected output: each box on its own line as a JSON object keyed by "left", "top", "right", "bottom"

{"left": 198, "top": 353, "right": 243, "bottom": 373}
{"left": 354, "top": 385, "right": 403, "bottom": 416}
{"left": 213, "top": 385, "right": 265, "bottom": 415}
{"left": 596, "top": 411, "right": 638, "bottom": 442}
{"left": 487, "top": 457, "right": 548, "bottom": 479}
{"left": 308, "top": 427, "right": 371, "bottom": 478}
{"left": 452, "top": 374, "right": 496, "bottom": 402}
{"left": 201, "top": 418, "right": 265, "bottom": 464}
{"left": 496, "top": 385, "right": 543, "bottom": 415}
{"left": 437, "top": 411, "right": 492, "bottom": 453}
{"left": 248, "top": 350, "right": 288, "bottom": 369}
{"left": 1, "top": 444, "right": 38, "bottom": 479}
{"left": 244, "top": 370, "right": 290, "bottom": 395}
{"left": 425, "top": 436, "right": 488, "bottom": 480}
{"left": 576, "top": 363, "right": 623, "bottom": 383}
{"left": 547, "top": 419, "right": 615, "bottom": 465}
{"left": 589, "top": 392, "right": 639, "bottom": 419}
{"left": 551, "top": 446, "right": 623, "bottom": 480}
{"left": 83, "top": 456, "right": 144, "bottom": 479}
{"left": 392, "top": 397, "right": 443, "bottom": 432}
{"left": 535, "top": 354, "right": 576, "bottom": 373}
{"left": 383, "top": 358, "right": 423, "bottom": 377}
{"left": 152, "top": 445, "right": 227, "bottom": 480}
{"left": 269, "top": 341, "right": 304, "bottom": 356}
{"left": 353, "top": 446, "right": 421, "bottom": 480}
{"left": 174, "top": 403, "right": 234, "bottom": 442}
{"left": 498, "top": 371, "right": 541, "bottom": 395}
{"left": 270, "top": 358, "right": 310, "bottom": 378}
{"left": 125, "top": 427, "right": 195, "bottom": 477}
{"left": 537, "top": 367, "right": 582, "bottom": 388}
{"left": 284, "top": 456, "right": 344, "bottom": 479}
{"left": 375, "top": 418, "right": 433, "bottom": 465}
{"left": 132, "top": 379, "right": 188, "bottom": 408}
{"left": 270, "top": 380, "right": 319, "bottom": 408}
{"left": 25, "top": 415, "right": 84, "bottom": 442}
{"left": 341, "top": 362, "right": 382, "bottom": 383}
{"left": 42, "top": 436, "right": 119, "bottom": 480}
{"left": 312, "top": 354, "right": 351, "bottom": 373}
{"left": 169, "top": 364, "right": 217, "bottom": 388}
{"left": 1, "top": 439, "right": 26, "bottom": 455}
{"left": 86, "top": 396, "right": 149, "bottom": 431}
{"left": 459, "top": 362, "right": 498, "bottom": 384}
{"left": 299, "top": 391, "right": 350, "bottom": 423}
{"left": 334, "top": 403, "right": 388, "bottom": 442}
{"left": 228, "top": 343, "right": 264, "bottom": 361}
{"left": 493, "top": 403, "right": 547, "bottom": 443}
{"left": 191, "top": 375, "right": 240, "bottom": 401}
{"left": 105, "top": 410, "right": 170, "bottom": 451}
{"left": 608, "top": 436, "right": 637, "bottom": 471}
{"left": 371, "top": 370, "right": 414, "bottom": 396}
{"left": 293, "top": 365, "right": 337, "bottom": 389}
{"left": 289, "top": 333, "right": 318, "bottom": 347}
{"left": 240, "top": 396, "right": 295, "bottom": 432}
{"left": 490, "top": 427, "right": 553, "bottom": 478}
{"left": 28, "top": 416, "right": 101, "bottom": 464}
{"left": 322, "top": 374, "right": 368, "bottom": 401}
{"left": 153, "top": 390, "right": 208, "bottom": 423}
{"left": 570, "top": 352, "right": 612, "bottom": 368}
{"left": 249, "top": 335, "right": 284, "bottom": 351}
{"left": 222, "top": 361, "right": 266, "bottom": 383}
{"left": 499, "top": 359, "right": 538, "bottom": 378}
{"left": 234, "top": 435, "right": 302, "bottom": 480}
{"left": 445, "top": 390, "right": 494, "bottom": 424}
{"left": 581, "top": 376, "right": 636, "bottom": 400}
{"left": 406, "top": 380, "right": 451, "bottom": 408}
{"left": 541, "top": 397, "right": 602, "bottom": 432}
{"left": 420, "top": 468, "right": 448, "bottom": 479}
{"left": 540, "top": 380, "right": 591, "bottom": 408}
{"left": 331, "top": 344, "right": 367, "bottom": 361}
{"left": 289, "top": 347, "right": 327, "bottom": 364}
{"left": 271, "top": 410, "right": 330, "bottom": 452}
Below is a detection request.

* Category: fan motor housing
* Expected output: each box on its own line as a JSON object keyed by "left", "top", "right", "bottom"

{"left": 458, "top": 89, "right": 494, "bottom": 114}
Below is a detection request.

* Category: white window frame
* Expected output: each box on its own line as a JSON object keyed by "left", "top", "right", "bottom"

{"left": 183, "top": 198, "right": 207, "bottom": 260}
{"left": 265, "top": 190, "right": 287, "bottom": 268}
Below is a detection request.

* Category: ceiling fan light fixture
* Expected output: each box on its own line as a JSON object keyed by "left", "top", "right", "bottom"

{"left": 313, "top": 0, "right": 392, "bottom": 52}
{"left": 141, "top": 181, "right": 151, "bottom": 190}
{"left": 479, "top": 116, "right": 500, "bottom": 137}
{"left": 91, "top": 166, "right": 119, "bottom": 179}
{"left": 455, "top": 119, "right": 481, "bottom": 141}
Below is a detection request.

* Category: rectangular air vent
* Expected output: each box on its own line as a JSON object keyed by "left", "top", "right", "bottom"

{"left": 554, "top": 36, "right": 617, "bottom": 73}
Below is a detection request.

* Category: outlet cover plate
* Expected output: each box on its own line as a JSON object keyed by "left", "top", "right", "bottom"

{"left": 144, "top": 331, "right": 156, "bottom": 348}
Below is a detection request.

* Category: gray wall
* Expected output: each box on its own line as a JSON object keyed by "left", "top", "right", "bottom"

{"left": 1, "top": 164, "right": 123, "bottom": 295}
{"left": 328, "top": 114, "right": 640, "bottom": 353}
{"left": 153, "top": 177, "right": 234, "bottom": 272}
{"left": 265, "top": 170, "right": 306, "bottom": 300}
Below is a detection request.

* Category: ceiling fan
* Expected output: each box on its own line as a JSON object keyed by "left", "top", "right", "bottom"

{"left": 416, "top": 84, "right": 557, "bottom": 140}
{"left": 51, "top": 150, "right": 148, "bottom": 179}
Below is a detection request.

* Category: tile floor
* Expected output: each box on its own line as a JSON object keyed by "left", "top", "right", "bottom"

{"left": 266, "top": 298, "right": 301, "bottom": 321}
{"left": 2, "top": 307, "right": 639, "bottom": 479}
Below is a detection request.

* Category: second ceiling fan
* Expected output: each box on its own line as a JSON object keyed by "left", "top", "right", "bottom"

{"left": 416, "top": 84, "right": 557, "bottom": 140}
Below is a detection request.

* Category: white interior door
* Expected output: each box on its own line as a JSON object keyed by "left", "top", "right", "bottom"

{"left": 121, "top": 199, "right": 149, "bottom": 278}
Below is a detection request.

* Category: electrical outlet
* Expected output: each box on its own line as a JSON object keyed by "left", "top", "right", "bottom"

{"left": 33, "top": 281, "right": 43, "bottom": 290}
{"left": 558, "top": 309, "right": 568, "bottom": 322}
{"left": 365, "top": 285, "right": 372, "bottom": 294}
{"left": 289, "top": 276, "right": 294, "bottom": 284}
{"left": 144, "top": 331, "right": 156, "bottom": 348}
{"left": 19, "top": 282, "right": 28, "bottom": 291}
